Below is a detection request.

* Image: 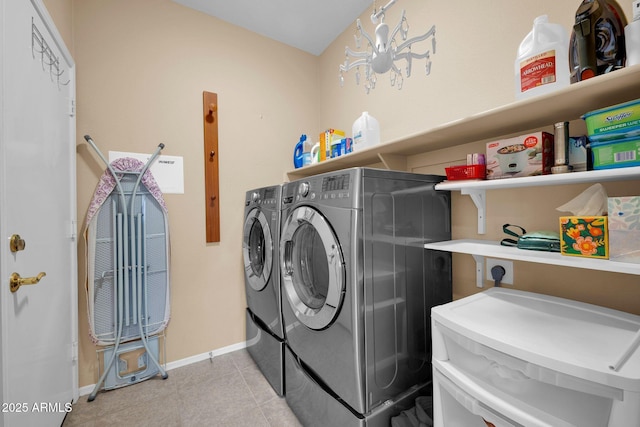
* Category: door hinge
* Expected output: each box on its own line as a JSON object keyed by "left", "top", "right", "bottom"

{"left": 71, "top": 341, "right": 78, "bottom": 363}
{"left": 69, "top": 98, "right": 76, "bottom": 117}
{"left": 70, "top": 219, "right": 77, "bottom": 241}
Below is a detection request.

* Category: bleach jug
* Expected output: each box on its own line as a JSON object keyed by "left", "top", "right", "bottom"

{"left": 515, "top": 15, "right": 570, "bottom": 100}
{"left": 352, "top": 112, "right": 380, "bottom": 152}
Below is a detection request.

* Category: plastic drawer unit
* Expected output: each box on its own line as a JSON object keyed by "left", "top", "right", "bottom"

{"left": 431, "top": 288, "right": 640, "bottom": 427}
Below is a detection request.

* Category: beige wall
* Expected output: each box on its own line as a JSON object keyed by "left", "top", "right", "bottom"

{"left": 324, "top": 0, "right": 640, "bottom": 310}
{"left": 42, "top": 0, "right": 639, "bottom": 389}
{"left": 68, "top": 0, "right": 318, "bottom": 387}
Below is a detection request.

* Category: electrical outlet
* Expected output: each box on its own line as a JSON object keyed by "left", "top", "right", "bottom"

{"left": 486, "top": 258, "right": 514, "bottom": 285}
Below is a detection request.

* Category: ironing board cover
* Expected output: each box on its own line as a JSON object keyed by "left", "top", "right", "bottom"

{"left": 84, "top": 157, "right": 170, "bottom": 345}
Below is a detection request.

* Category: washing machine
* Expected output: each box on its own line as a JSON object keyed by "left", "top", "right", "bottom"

{"left": 279, "top": 168, "right": 452, "bottom": 426}
{"left": 243, "top": 185, "right": 285, "bottom": 396}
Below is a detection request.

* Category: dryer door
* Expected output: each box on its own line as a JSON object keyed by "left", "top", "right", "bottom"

{"left": 243, "top": 208, "right": 273, "bottom": 292}
{"left": 280, "top": 206, "right": 345, "bottom": 330}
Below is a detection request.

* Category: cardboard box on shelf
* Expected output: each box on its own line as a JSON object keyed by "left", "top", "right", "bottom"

{"left": 486, "top": 132, "right": 553, "bottom": 179}
{"left": 319, "top": 129, "right": 345, "bottom": 161}
{"left": 559, "top": 216, "right": 609, "bottom": 259}
{"left": 591, "top": 137, "right": 640, "bottom": 170}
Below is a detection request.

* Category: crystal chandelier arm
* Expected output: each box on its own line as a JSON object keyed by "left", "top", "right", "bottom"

{"left": 356, "top": 21, "right": 380, "bottom": 56}
{"left": 340, "top": 58, "right": 368, "bottom": 72}
{"left": 389, "top": 9, "right": 406, "bottom": 41}
{"left": 345, "top": 46, "right": 370, "bottom": 58}
{"left": 395, "top": 25, "right": 435, "bottom": 52}
{"left": 394, "top": 50, "right": 430, "bottom": 61}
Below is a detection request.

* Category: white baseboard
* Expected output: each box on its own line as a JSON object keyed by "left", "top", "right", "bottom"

{"left": 78, "top": 341, "right": 247, "bottom": 397}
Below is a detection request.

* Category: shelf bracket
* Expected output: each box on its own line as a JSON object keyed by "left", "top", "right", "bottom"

{"left": 472, "top": 254, "right": 485, "bottom": 288}
{"left": 462, "top": 188, "right": 486, "bottom": 234}
{"left": 377, "top": 153, "right": 407, "bottom": 171}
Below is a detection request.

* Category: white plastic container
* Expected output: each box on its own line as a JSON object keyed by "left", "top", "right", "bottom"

{"left": 352, "top": 112, "right": 380, "bottom": 151}
{"left": 625, "top": 0, "right": 640, "bottom": 66}
{"left": 515, "top": 15, "right": 570, "bottom": 100}
{"left": 432, "top": 288, "right": 640, "bottom": 427}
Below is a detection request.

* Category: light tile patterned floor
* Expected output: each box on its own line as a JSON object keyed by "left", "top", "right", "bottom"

{"left": 62, "top": 349, "right": 301, "bottom": 427}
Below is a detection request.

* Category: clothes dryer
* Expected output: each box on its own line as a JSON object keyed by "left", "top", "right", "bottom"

{"left": 280, "top": 168, "right": 452, "bottom": 426}
{"left": 243, "top": 185, "right": 285, "bottom": 396}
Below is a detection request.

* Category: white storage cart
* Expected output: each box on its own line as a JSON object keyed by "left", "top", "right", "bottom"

{"left": 431, "top": 288, "right": 640, "bottom": 427}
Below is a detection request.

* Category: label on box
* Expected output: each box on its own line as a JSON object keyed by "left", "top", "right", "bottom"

{"left": 583, "top": 100, "right": 640, "bottom": 141}
{"left": 592, "top": 138, "right": 640, "bottom": 170}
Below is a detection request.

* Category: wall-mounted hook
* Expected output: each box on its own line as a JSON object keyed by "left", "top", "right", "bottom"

{"left": 203, "top": 91, "right": 220, "bottom": 242}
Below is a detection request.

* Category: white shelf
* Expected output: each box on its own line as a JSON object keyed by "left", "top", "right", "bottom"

{"left": 435, "top": 167, "right": 640, "bottom": 234}
{"left": 435, "top": 166, "right": 640, "bottom": 191}
{"left": 286, "top": 65, "right": 640, "bottom": 180}
{"left": 424, "top": 239, "right": 640, "bottom": 276}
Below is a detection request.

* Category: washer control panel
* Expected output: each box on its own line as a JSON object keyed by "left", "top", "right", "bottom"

{"left": 283, "top": 172, "right": 354, "bottom": 208}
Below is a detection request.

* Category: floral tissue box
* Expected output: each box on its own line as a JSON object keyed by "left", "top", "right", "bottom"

{"left": 559, "top": 216, "right": 609, "bottom": 259}
{"left": 608, "top": 196, "right": 640, "bottom": 263}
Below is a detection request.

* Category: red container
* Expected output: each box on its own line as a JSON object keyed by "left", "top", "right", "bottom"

{"left": 445, "top": 164, "right": 486, "bottom": 181}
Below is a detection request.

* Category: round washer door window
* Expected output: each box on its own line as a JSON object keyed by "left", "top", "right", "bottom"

{"left": 242, "top": 208, "right": 273, "bottom": 292}
{"left": 280, "top": 206, "right": 345, "bottom": 330}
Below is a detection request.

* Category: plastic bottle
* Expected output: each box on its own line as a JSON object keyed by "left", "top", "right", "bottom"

{"left": 352, "top": 112, "right": 380, "bottom": 151}
{"left": 293, "top": 134, "right": 307, "bottom": 168}
{"left": 625, "top": 0, "right": 640, "bottom": 66}
{"left": 515, "top": 15, "right": 570, "bottom": 100}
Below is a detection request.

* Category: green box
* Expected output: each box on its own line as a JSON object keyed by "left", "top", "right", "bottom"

{"left": 582, "top": 98, "right": 640, "bottom": 142}
{"left": 591, "top": 138, "right": 640, "bottom": 170}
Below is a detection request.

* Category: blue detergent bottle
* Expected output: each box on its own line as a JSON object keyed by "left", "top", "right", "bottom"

{"left": 293, "top": 134, "right": 308, "bottom": 168}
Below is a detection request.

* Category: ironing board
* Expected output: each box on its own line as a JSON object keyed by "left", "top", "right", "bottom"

{"left": 83, "top": 135, "right": 170, "bottom": 401}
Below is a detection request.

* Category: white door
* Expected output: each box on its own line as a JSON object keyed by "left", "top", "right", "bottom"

{"left": 0, "top": 1, "right": 77, "bottom": 426}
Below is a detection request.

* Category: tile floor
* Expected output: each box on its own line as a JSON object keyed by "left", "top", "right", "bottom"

{"left": 62, "top": 349, "right": 302, "bottom": 427}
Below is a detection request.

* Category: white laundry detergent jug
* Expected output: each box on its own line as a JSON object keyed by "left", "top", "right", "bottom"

{"left": 515, "top": 15, "right": 570, "bottom": 100}
{"left": 352, "top": 112, "right": 380, "bottom": 151}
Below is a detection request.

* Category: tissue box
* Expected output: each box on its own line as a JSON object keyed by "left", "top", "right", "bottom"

{"left": 559, "top": 216, "right": 609, "bottom": 259}
{"left": 486, "top": 132, "right": 553, "bottom": 179}
{"left": 569, "top": 136, "right": 588, "bottom": 172}
{"left": 608, "top": 196, "right": 640, "bottom": 263}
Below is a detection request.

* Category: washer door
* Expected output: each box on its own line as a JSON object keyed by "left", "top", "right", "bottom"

{"left": 280, "top": 206, "right": 345, "bottom": 330}
{"left": 243, "top": 208, "right": 273, "bottom": 292}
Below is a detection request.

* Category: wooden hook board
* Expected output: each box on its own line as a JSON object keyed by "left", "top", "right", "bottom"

{"left": 203, "top": 91, "right": 220, "bottom": 242}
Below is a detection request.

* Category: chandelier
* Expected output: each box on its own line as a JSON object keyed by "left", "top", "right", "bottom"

{"left": 339, "top": 0, "right": 436, "bottom": 93}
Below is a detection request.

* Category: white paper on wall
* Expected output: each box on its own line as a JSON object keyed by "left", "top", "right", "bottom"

{"left": 109, "top": 150, "right": 184, "bottom": 194}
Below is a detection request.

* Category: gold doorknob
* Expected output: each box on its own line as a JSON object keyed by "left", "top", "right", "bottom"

{"left": 9, "top": 234, "right": 25, "bottom": 252}
{"left": 10, "top": 272, "right": 46, "bottom": 293}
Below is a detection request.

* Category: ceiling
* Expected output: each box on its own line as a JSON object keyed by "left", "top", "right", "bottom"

{"left": 172, "top": 0, "right": 373, "bottom": 56}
